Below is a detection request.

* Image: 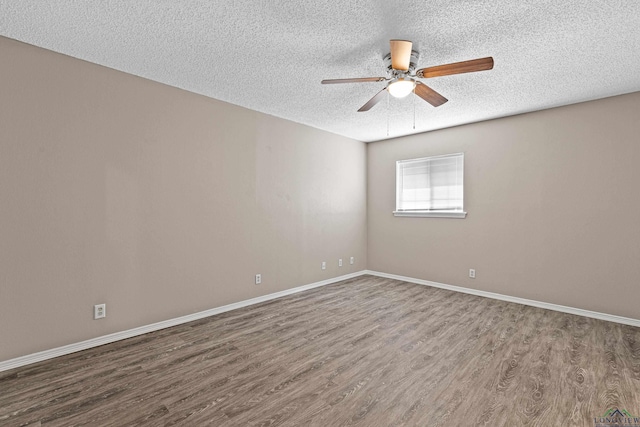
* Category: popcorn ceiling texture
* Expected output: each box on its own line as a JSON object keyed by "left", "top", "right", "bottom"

{"left": 1, "top": 0, "right": 639, "bottom": 142}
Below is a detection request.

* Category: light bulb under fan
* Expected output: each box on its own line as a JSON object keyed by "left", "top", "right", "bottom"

{"left": 387, "top": 78, "right": 416, "bottom": 98}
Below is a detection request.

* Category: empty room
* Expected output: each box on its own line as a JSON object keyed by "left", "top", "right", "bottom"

{"left": 2, "top": 2, "right": 640, "bottom": 426}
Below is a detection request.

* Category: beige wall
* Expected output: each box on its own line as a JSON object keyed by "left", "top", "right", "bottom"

{"left": 368, "top": 91, "right": 640, "bottom": 319}
{"left": 0, "top": 37, "right": 367, "bottom": 361}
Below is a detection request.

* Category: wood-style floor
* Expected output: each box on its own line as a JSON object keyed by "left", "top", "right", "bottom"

{"left": 2, "top": 275, "right": 640, "bottom": 426}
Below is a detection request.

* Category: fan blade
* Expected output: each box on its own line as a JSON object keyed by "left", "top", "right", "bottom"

{"left": 414, "top": 82, "right": 448, "bottom": 107}
{"left": 390, "top": 39, "right": 413, "bottom": 71}
{"left": 321, "top": 77, "right": 386, "bottom": 84}
{"left": 416, "top": 57, "right": 494, "bottom": 78}
{"left": 358, "top": 87, "right": 388, "bottom": 112}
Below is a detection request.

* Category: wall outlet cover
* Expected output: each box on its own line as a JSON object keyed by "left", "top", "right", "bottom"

{"left": 94, "top": 304, "right": 106, "bottom": 319}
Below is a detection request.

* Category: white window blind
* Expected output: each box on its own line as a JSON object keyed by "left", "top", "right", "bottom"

{"left": 394, "top": 153, "right": 465, "bottom": 218}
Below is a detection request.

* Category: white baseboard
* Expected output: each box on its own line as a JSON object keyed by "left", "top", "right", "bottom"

{"left": 365, "top": 270, "right": 640, "bottom": 328}
{"left": 0, "top": 271, "right": 367, "bottom": 373}
{"left": 5, "top": 269, "right": 638, "bottom": 373}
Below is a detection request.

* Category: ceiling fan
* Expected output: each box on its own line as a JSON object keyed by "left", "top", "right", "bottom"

{"left": 321, "top": 40, "right": 494, "bottom": 112}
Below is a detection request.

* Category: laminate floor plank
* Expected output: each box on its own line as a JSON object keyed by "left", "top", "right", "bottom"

{"left": 2, "top": 275, "right": 640, "bottom": 426}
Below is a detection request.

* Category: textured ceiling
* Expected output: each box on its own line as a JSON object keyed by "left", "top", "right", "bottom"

{"left": 1, "top": 1, "right": 639, "bottom": 142}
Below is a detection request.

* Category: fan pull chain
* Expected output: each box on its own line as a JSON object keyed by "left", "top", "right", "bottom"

{"left": 413, "top": 87, "right": 416, "bottom": 130}
{"left": 386, "top": 90, "right": 390, "bottom": 137}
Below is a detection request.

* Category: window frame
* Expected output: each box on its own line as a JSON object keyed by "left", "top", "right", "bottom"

{"left": 393, "top": 152, "right": 467, "bottom": 218}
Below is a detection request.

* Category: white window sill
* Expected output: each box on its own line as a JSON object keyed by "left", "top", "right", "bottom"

{"left": 393, "top": 211, "right": 467, "bottom": 218}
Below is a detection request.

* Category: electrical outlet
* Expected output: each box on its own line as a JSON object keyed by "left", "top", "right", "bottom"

{"left": 94, "top": 303, "right": 106, "bottom": 319}
{"left": 350, "top": 257, "right": 354, "bottom": 265}
{"left": 321, "top": 261, "right": 326, "bottom": 270}
{"left": 255, "top": 274, "right": 262, "bottom": 285}
{"left": 338, "top": 258, "right": 343, "bottom": 267}
{"left": 469, "top": 269, "right": 476, "bottom": 279}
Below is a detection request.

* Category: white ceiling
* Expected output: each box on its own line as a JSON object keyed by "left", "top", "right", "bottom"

{"left": 1, "top": 1, "right": 639, "bottom": 142}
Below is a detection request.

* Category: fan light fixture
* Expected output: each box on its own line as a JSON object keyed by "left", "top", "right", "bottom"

{"left": 388, "top": 77, "right": 415, "bottom": 98}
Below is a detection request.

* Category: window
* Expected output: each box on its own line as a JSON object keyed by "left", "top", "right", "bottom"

{"left": 394, "top": 153, "right": 466, "bottom": 218}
